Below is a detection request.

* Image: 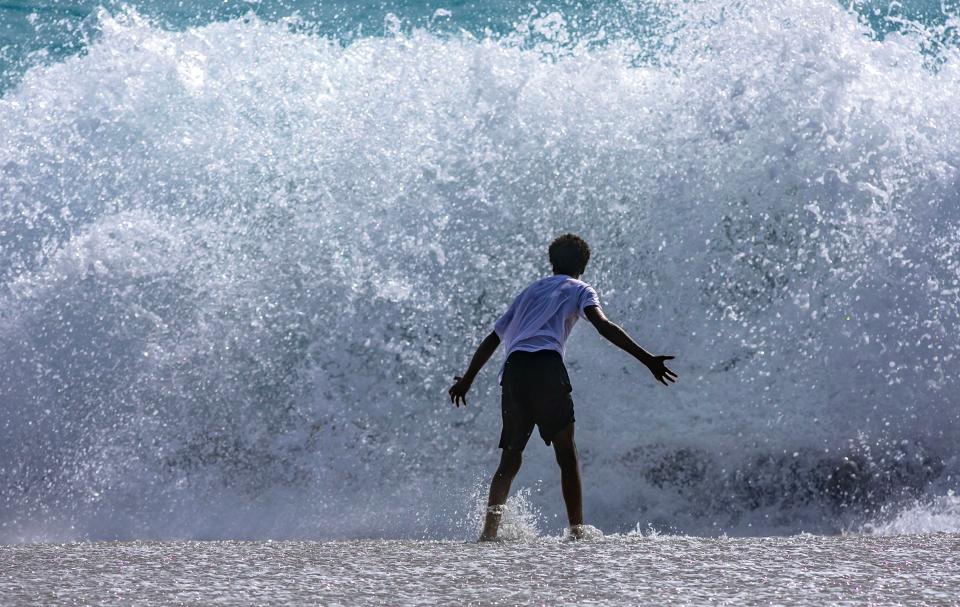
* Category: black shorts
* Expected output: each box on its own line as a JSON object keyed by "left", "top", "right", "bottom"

{"left": 498, "top": 349, "right": 575, "bottom": 450}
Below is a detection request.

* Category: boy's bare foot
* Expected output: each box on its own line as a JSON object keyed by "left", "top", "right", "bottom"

{"left": 479, "top": 504, "right": 505, "bottom": 541}
{"left": 568, "top": 524, "right": 587, "bottom": 540}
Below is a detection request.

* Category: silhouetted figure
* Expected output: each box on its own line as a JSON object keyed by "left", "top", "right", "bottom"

{"left": 449, "top": 234, "right": 677, "bottom": 540}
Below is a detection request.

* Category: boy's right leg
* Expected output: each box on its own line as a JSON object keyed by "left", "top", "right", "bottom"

{"left": 551, "top": 423, "right": 584, "bottom": 533}
{"left": 480, "top": 448, "right": 523, "bottom": 541}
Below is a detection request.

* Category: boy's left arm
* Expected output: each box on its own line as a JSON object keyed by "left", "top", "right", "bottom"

{"left": 448, "top": 331, "right": 501, "bottom": 407}
{"left": 584, "top": 305, "right": 678, "bottom": 386}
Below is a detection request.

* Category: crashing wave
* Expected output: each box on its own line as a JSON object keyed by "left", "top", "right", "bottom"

{"left": 1, "top": 0, "right": 959, "bottom": 541}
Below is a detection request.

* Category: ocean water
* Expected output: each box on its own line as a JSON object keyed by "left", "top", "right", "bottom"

{"left": 2, "top": 0, "right": 960, "bottom": 545}
{"left": 3, "top": 534, "right": 960, "bottom": 605}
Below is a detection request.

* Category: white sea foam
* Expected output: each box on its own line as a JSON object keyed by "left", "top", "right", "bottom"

{"left": 865, "top": 494, "right": 960, "bottom": 535}
{"left": 1, "top": 0, "right": 959, "bottom": 541}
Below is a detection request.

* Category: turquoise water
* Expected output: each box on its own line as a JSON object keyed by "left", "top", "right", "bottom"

{"left": 0, "top": 0, "right": 636, "bottom": 91}
{"left": 2, "top": 0, "right": 958, "bottom": 92}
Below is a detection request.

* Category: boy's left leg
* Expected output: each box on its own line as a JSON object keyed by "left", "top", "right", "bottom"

{"left": 551, "top": 422, "right": 583, "bottom": 532}
{"left": 480, "top": 448, "right": 523, "bottom": 541}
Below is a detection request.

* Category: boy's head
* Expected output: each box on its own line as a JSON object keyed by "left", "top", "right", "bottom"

{"left": 549, "top": 233, "right": 591, "bottom": 277}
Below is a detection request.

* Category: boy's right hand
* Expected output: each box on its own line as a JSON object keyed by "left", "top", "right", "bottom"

{"left": 647, "top": 356, "right": 678, "bottom": 386}
{"left": 449, "top": 376, "right": 471, "bottom": 407}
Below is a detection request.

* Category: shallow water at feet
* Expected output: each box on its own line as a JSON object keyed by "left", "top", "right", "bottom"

{"left": 2, "top": 534, "right": 958, "bottom": 605}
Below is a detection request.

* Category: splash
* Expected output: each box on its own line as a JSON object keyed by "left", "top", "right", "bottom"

{"left": 564, "top": 524, "right": 604, "bottom": 541}
{"left": 864, "top": 493, "right": 960, "bottom": 535}
{"left": 496, "top": 489, "right": 545, "bottom": 542}
{"left": 462, "top": 481, "right": 543, "bottom": 541}
{"left": 1, "top": 0, "right": 960, "bottom": 541}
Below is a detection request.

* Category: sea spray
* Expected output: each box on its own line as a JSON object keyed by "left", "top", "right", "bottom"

{"left": 864, "top": 493, "right": 960, "bottom": 535}
{"left": 1, "top": 0, "right": 959, "bottom": 541}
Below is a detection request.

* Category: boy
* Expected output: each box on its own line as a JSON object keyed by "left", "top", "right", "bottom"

{"left": 448, "top": 234, "right": 677, "bottom": 541}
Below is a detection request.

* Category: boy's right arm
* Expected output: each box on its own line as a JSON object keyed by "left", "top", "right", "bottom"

{"left": 448, "top": 330, "right": 501, "bottom": 407}
{"left": 583, "top": 305, "right": 678, "bottom": 386}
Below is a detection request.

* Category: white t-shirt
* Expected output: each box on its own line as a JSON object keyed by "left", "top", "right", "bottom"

{"left": 493, "top": 275, "right": 601, "bottom": 379}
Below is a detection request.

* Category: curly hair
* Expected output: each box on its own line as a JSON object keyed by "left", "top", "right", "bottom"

{"left": 549, "top": 233, "right": 591, "bottom": 277}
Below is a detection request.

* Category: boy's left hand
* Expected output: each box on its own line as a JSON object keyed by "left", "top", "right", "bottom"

{"left": 647, "top": 355, "right": 678, "bottom": 386}
{"left": 448, "top": 376, "right": 471, "bottom": 407}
